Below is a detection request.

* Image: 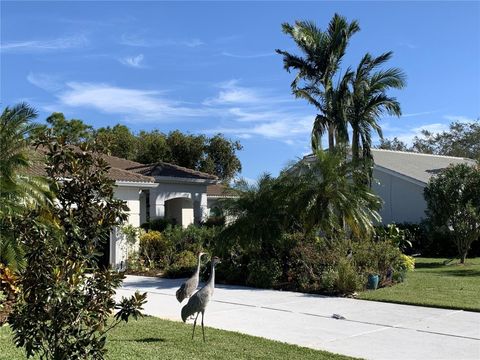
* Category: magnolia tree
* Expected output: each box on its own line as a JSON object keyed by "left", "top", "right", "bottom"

{"left": 424, "top": 163, "right": 480, "bottom": 264}
{"left": 10, "top": 140, "right": 146, "bottom": 359}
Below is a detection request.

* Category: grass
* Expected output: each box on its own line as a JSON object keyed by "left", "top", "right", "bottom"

{"left": 358, "top": 257, "right": 480, "bottom": 312}
{"left": 0, "top": 316, "right": 356, "bottom": 360}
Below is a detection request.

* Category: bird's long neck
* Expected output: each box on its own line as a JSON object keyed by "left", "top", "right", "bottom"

{"left": 207, "top": 263, "right": 216, "bottom": 288}
{"left": 195, "top": 254, "right": 202, "bottom": 275}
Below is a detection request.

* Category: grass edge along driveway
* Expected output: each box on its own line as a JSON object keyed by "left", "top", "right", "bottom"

{"left": 0, "top": 315, "right": 359, "bottom": 360}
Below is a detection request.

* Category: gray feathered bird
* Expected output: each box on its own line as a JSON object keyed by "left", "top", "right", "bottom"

{"left": 176, "top": 252, "right": 207, "bottom": 303}
{"left": 181, "top": 256, "right": 221, "bottom": 342}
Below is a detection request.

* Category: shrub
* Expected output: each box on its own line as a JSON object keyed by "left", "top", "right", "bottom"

{"left": 287, "top": 239, "right": 324, "bottom": 292}
{"left": 319, "top": 267, "right": 338, "bottom": 293}
{"left": 213, "top": 250, "right": 248, "bottom": 285}
{"left": 0, "top": 290, "right": 4, "bottom": 311}
{"left": 140, "top": 218, "right": 176, "bottom": 232}
{"left": 246, "top": 258, "right": 282, "bottom": 288}
{"left": 165, "top": 250, "right": 197, "bottom": 278}
{"left": 335, "top": 258, "right": 361, "bottom": 294}
{"left": 424, "top": 163, "right": 480, "bottom": 263}
{"left": 139, "top": 231, "right": 173, "bottom": 268}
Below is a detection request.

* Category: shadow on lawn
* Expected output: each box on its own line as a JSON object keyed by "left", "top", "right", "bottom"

{"left": 437, "top": 269, "right": 480, "bottom": 277}
{"left": 135, "top": 337, "right": 166, "bottom": 343}
{"left": 415, "top": 262, "right": 446, "bottom": 269}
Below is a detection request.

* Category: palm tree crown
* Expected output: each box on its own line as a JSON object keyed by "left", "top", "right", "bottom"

{"left": 276, "top": 14, "right": 360, "bottom": 151}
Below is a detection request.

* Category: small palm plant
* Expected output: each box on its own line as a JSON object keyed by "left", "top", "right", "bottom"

{"left": 0, "top": 103, "right": 52, "bottom": 270}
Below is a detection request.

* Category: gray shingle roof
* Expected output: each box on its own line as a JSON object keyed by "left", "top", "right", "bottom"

{"left": 371, "top": 149, "right": 476, "bottom": 184}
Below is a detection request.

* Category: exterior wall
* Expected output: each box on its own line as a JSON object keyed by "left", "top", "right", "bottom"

{"left": 149, "top": 181, "right": 209, "bottom": 224}
{"left": 372, "top": 168, "right": 427, "bottom": 224}
{"left": 110, "top": 186, "right": 142, "bottom": 269}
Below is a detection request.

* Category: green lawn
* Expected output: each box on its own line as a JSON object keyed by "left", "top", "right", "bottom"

{"left": 358, "top": 257, "right": 480, "bottom": 312}
{"left": 0, "top": 316, "right": 356, "bottom": 360}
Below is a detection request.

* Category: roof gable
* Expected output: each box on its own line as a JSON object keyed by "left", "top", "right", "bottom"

{"left": 127, "top": 162, "right": 218, "bottom": 181}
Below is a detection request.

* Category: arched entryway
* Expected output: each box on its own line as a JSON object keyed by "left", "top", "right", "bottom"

{"left": 164, "top": 197, "right": 194, "bottom": 228}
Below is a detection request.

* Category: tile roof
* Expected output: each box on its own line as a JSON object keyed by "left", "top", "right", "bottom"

{"left": 127, "top": 162, "right": 218, "bottom": 181}
{"left": 371, "top": 149, "right": 477, "bottom": 184}
{"left": 26, "top": 148, "right": 155, "bottom": 183}
{"left": 207, "top": 184, "right": 239, "bottom": 197}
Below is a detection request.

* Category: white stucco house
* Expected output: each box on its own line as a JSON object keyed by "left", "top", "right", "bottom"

{"left": 304, "top": 149, "right": 477, "bottom": 225}
{"left": 29, "top": 149, "right": 221, "bottom": 269}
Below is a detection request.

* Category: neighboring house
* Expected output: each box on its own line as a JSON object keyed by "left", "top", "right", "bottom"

{"left": 27, "top": 149, "right": 220, "bottom": 269}
{"left": 304, "top": 149, "right": 477, "bottom": 225}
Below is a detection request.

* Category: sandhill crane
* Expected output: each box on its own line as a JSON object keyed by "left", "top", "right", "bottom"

{"left": 176, "top": 252, "right": 207, "bottom": 303}
{"left": 181, "top": 256, "right": 221, "bottom": 342}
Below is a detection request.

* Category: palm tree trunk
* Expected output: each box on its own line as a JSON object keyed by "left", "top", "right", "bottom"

{"left": 328, "top": 125, "right": 335, "bottom": 151}
{"left": 352, "top": 127, "right": 360, "bottom": 164}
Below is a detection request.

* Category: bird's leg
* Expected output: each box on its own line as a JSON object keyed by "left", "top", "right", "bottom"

{"left": 201, "top": 310, "right": 205, "bottom": 342}
{"left": 192, "top": 312, "right": 200, "bottom": 340}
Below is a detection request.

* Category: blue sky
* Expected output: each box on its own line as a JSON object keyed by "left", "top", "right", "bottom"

{"left": 1, "top": 1, "right": 479, "bottom": 181}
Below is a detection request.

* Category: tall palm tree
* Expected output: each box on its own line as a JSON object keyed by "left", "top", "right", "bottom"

{"left": 276, "top": 14, "right": 360, "bottom": 151}
{"left": 349, "top": 52, "right": 406, "bottom": 165}
{"left": 0, "top": 103, "right": 52, "bottom": 270}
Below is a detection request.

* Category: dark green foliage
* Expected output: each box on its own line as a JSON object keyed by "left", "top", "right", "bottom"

{"left": 213, "top": 151, "right": 389, "bottom": 294}
{"left": 376, "top": 137, "right": 409, "bottom": 151}
{"left": 349, "top": 52, "right": 405, "bottom": 167}
{"left": 9, "top": 141, "right": 147, "bottom": 359}
{"left": 166, "top": 130, "right": 206, "bottom": 170}
{"left": 200, "top": 134, "right": 242, "bottom": 182}
{"left": 246, "top": 258, "right": 282, "bottom": 288}
{"left": 379, "top": 119, "right": 480, "bottom": 161}
{"left": 95, "top": 124, "right": 137, "bottom": 160}
{"left": 135, "top": 130, "right": 170, "bottom": 164}
{"left": 277, "top": 14, "right": 360, "bottom": 151}
{"left": 31, "top": 112, "right": 93, "bottom": 145}
{"left": 0, "top": 103, "right": 52, "bottom": 271}
{"left": 136, "top": 225, "right": 221, "bottom": 277}
{"left": 164, "top": 250, "right": 197, "bottom": 278}
{"left": 30, "top": 113, "right": 243, "bottom": 181}
{"left": 424, "top": 163, "right": 480, "bottom": 263}
{"left": 413, "top": 120, "right": 480, "bottom": 159}
{"left": 139, "top": 231, "right": 173, "bottom": 268}
{"left": 140, "top": 217, "right": 176, "bottom": 232}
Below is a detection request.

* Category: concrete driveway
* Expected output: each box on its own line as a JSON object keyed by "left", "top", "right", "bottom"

{"left": 117, "top": 275, "right": 480, "bottom": 360}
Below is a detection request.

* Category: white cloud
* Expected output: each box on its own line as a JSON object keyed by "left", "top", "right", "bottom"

{"left": 27, "top": 73, "right": 63, "bottom": 91}
{"left": 55, "top": 82, "right": 208, "bottom": 121}
{"left": 119, "top": 54, "right": 145, "bottom": 68}
{"left": 202, "top": 80, "right": 315, "bottom": 143}
{"left": 383, "top": 122, "right": 450, "bottom": 146}
{"left": 1, "top": 34, "right": 88, "bottom": 52}
{"left": 443, "top": 115, "right": 477, "bottom": 123}
{"left": 119, "top": 34, "right": 204, "bottom": 48}
{"left": 207, "top": 115, "right": 313, "bottom": 140}
{"left": 401, "top": 109, "right": 441, "bottom": 118}
{"left": 203, "top": 80, "right": 260, "bottom": 106}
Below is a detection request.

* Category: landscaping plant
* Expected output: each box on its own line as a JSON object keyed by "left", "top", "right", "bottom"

{"left": 9, "top": 140, "right": 147, "bottom": 359}
{"left": 424, "top": 163, "right": 480, "bottom": 263}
